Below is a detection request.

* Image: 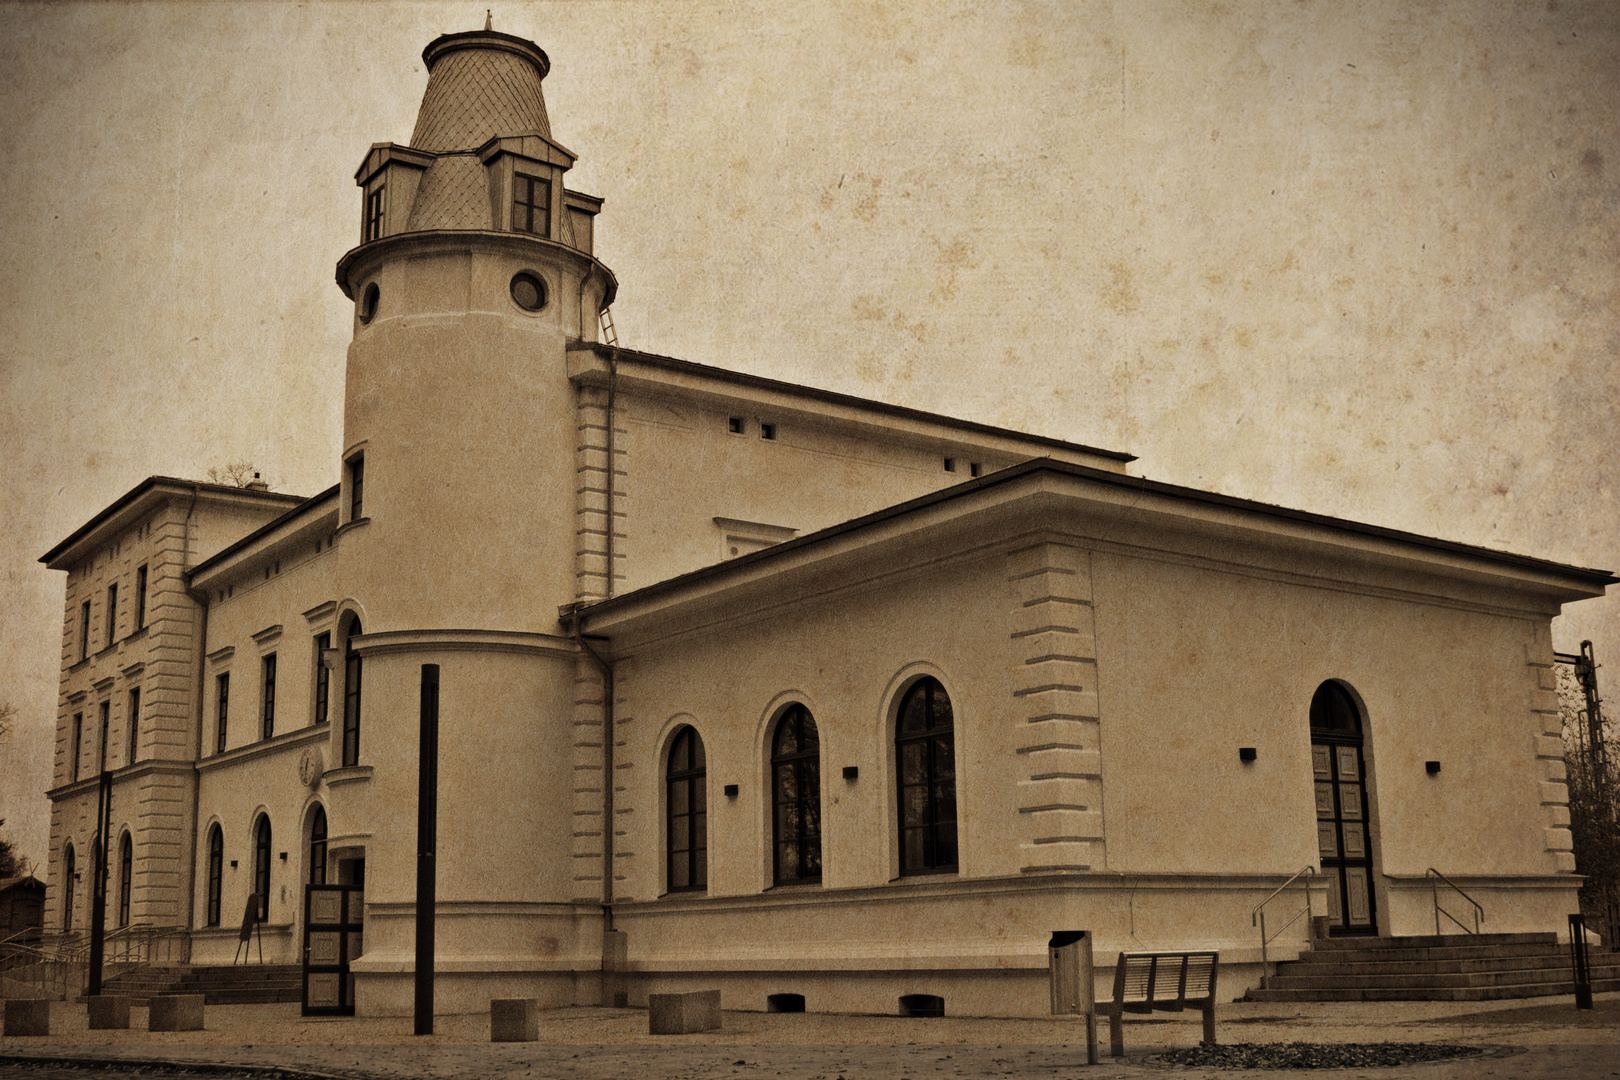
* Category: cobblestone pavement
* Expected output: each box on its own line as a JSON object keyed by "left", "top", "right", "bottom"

{"left": 2, "top": 996, "right": 1618, "bottom": 1080}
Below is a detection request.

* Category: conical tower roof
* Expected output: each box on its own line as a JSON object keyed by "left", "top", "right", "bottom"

{"left": 410, "top": 30, "right": 552, "bottom": 153}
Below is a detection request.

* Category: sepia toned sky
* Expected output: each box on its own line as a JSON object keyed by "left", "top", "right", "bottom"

{"left": 1, "top": 1, "right": 1617, "bottom": 868}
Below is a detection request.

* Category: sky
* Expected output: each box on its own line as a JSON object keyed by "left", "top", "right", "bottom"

{"left": 1, "top": 1, "right": 1617, "bottom": 870}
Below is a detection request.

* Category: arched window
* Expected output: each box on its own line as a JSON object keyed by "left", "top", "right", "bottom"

{"left": 897, "top": 677, "right": 957, "bottom": 875}
{"left": 771, "top": 705, "right": 822, "bottom": 885}
{"left": 62, "top": 844, "right": 76, "bottom": 930}
{"left": 309, "top": 805, "right": 328, "bottom": 885}
{"left": 342, "top": 619, "right": 364, "bottom": 767}
{"left": 666, "top": 726, "right": 707, "bottom": 893}
{"left": 1309, "top": 680, "right": 1377, "bottom": 934}
{"left": 117, "top": 832, "right": 133, "bottom": 928}
{"left": 253, "top": 816, "right": 272, "bottom": 921}
{"left": 205, "top": 825, "right": 224, "bottom": 927}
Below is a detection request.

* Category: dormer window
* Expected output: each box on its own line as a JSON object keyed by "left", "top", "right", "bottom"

{"left": 513, "top": 174, "right": 550, "bottom": 236}
{"left": 364, "top": 186, "right": 386, "bottom": 243}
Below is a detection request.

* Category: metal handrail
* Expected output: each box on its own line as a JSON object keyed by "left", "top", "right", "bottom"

{"left": 1426, "top": 868, "right": 1483, "bottom": 935}
{"left": 1251, "top": 865, "right": 1317, "bottom": 963}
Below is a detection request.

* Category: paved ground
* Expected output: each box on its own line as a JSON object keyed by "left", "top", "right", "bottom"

{"left": 2, "top": 994, "right": 1619, "bottom": 1079}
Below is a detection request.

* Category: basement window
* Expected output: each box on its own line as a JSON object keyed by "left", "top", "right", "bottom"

{"left": 760, "top": 423, "right": 777, "bottom": 440}
{"left": 728, "top": 417, "right": 745, "bottom": 435}
{"left": 943, "top": 457, "right": 956, "bottom": 472}
{"left": 970, "top": 462, "right": 982, "bottom": 478}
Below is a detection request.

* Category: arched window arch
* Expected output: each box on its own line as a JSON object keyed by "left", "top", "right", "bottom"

{"left": 253, "top": 815, "right": 272, "bottom": 921}
{"left": 771, "top": 705, "right": 822, "bottom": 885}
{"left": 309, "top": 804, "right": 328, "bottom": 885}
{"left": 896, "top": 677, "right": 957, "bottom": 875}
{"left": 205, "top": 825, "right": 224, "bottom": 927}
{"left": 117, "top": 832, "right": 133, "bottom": 928}
{"left": 62, "top": 844, "right": 76, "bottom": 930}
{"left": 666, "top": 726, "right": 707, "bottom": 893}
{"left": 342, "top": 617, "right": 364, "bottom": 767}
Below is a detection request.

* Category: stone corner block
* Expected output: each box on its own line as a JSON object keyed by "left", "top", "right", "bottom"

{"left": 490, "top": 998, "right": 540, "bottom": 1042}
{"left": 3, "top": 998, "right": 51, "bottom": 1036}
{"left": 648, "top": 989, "right": 721, "bottom": 1034}
{"left": 87, "top": 995, "right": 132, "bottom": 1030}
{"left": 1551, "top": 851, "right": 1578, "bottom": 873}
{"left": 148, "top": 994, "right": 205, "bottom": 1032}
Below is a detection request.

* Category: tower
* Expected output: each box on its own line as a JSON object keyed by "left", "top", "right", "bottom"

{"left": 328, "top": 27, "right": 616, "bottom": 1012}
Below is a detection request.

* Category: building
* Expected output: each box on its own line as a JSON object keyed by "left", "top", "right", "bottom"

{"left": 39, "top": 26, "right": 1614, "bottom": 1018}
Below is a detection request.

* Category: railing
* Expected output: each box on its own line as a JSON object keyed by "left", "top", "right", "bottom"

{"left": 0, "top": 926, "right": 189, "bottom": 1000}
{"left": 1252, "top": 865, "right": 1317, "bottom": 963}
{"left": 1427, "top": 868, "right": 1483, "bottom": 935}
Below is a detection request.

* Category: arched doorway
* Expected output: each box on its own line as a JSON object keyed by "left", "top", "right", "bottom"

{"left": 1310, "top": 681, "right": 1377, "bottom": 935}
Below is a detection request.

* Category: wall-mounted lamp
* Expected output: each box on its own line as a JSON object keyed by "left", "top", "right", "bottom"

{"left": 842, "top": 766, "right": 859, "bottom": 780}
{"left": 1239, "top": 748, "right": 1257, "bottom": 763}
{"left": 1426, "top": 760, "right": 1441, "bottom": 776}
{"left": 723, "top": 784, "right": 739, "bottom": 798}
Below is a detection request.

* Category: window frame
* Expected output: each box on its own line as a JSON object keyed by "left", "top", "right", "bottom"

{"left": 117, "top": 832, "right": 132, "bottom": 928}
{"left": 133, "top": 565, "right": 147, "bottom": 632}
{"left": 70, "top": 712, "right": 83, "bottom": 783}
{"left": 62, "top": 844, "right": 76, "bottom": 930}
{"left": 895, "top": 676, "right": 959, "bottom": 876}
{"left": 205, "top": 825, "right": 223, "bottom": 927}
{"left": 513, "top": 173, "right": 551, "bottom": 237}
{"left": 342, "top": 620, "right": 363, "bottom": 767}
{"left": 215, "top": 673, "right": 230, "bottom": 755}
{"left": 347, "top": 454, "right": 365, "bottom": 522}
{"left": 79, "top": 600, "right": 91, "bottom": 662}
{"left": 106, "top": 583, "right": 118, "bottom": 648}
{"left": 770, "top": 704, "right": 823, "bottom": 886}
{"left": 309, "top": 804, "right": 328, "bottom": 886}
{"left": 313, "top": 632, "right": 331, "bottom": 726}
{"left": 261, "top": 652, "right": 277, "bottom": 740}
{"left": 126, "top": 686, "right": 140, "bottom": 766}
{"left": 665, "top": 726, "right": 707, "bottom": 894}
{"left": 364, "top": 185, "right": 386, "bottom": 243}
{"left": 97, "top": 700, "right": 110, "bottom": 774}
{"left": 253, "top": 815, "right": 272, "bottom": 922}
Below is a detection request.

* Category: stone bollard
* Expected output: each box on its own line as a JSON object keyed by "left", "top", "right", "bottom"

{"left": 648, "top": 989, "right": 721, "bottom": 1034}
{"left": 490, "top": 998, "right": 540, "bottom": 1042}
{"left": 87, "top": 995, "right": 132, "bottom": 1030}
{"left": 3, "top": 999, "right": 51, "bottom": 1037}
{"left": 148, "top": 994, "right": 205, "bottom": 1032}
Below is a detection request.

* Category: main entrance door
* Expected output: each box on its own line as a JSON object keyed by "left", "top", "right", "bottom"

{"left": 302, "top": 883, "right": 364, "bottom": 1016}
{"left": 1310, "top": 681, "right": 1377, "bottom": 935}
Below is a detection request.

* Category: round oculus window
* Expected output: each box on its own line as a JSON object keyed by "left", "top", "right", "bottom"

{"left": 510, "top": 271, "right": 546, "bottom": 312}
{"left": 358, "top": 282, "right": 380, "bottom": 324}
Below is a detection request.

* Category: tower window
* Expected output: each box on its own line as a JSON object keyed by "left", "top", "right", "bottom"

{"left": 364, "top": 186, "right": 386, "bottom": 243}
{"left": 358, "top": 282, "right": 380, "bottom": 324}
{"left": 510, "top": 272, "right": 547, "bottom": 312}
{"left": 513, "top": 174, "right": 550, "bottom": 236}
{"left": 348, "top": 454, "right": 365, "bottom": 521}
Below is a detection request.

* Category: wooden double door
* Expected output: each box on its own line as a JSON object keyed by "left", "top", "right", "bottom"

{"left": 1314, "top": 739, "right": 1376, "bottom": 934}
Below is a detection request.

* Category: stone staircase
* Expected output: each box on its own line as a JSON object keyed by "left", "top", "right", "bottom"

{"left": 97, "top": 963, "right": 303, "bottom": 1005}
{"left": 1248, "top": 932, "right": 1620, "bottom": 1002}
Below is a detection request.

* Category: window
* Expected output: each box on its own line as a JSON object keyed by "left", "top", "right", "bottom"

{"left": 134, "top": 565, "right": 147, "bottom": 631}
{"left": 969, "top": 462, "right": 982, "bottom": 478}
{"left": 215, "top": 673, "right": 230, "bottom": 754}
{"left": 365, "top": 185, "right": 386, "bottom": 242}
{"left": 897, "top": 677, "right": 958, "bottom": 875}
{"left": 62, "top": 844, "right": 75, "bottom": 929}
{"left": 97, "top": 700, "right": 110, "bottom": 774}
{"left": 117, "top": 833, "right": 132, "bottom": 928}
{"left": 106, "top": 584, "right": 118, "bottom": 647}
{"left": 126, "top": 687, "right": 140, "bottom": 766}
{"left": 342, "top": 620, "right": 363, "bottom": 767}
{"left": 943, "top": 457, "right": 956, "bottom": 472}
{"left": 728, "top": 417, "right": 745, "bottom": 435}
{"left": 309, "top": 805, "right": 328, "bottom": 885}
{"left": 313, "top": 633, "right": 331, "bottom": 725}
{"left": 771, "top": 705, "right": 822, "bottom": 885}
{"left": 79, "top": 600, "right": 91, "bottom": 661}
{"left": 348, "top": 455, "right": 365, "bottom": 522}
{"left": 358, "top": 282, "right": 380, "bottom": 324}
{"left": 760, "top": 423, "right": 777, "bottom": 441}
{"left": 513, "top": 174, "right": 550, "bottom": 236}
{"left": 261, "top": 653, "right": 277, "bottom": 740}
{"left": 509, "top": 271, "right": 546, "bottom": 311}
{"left": 253, "top": 815, "right": 272, "bottom": 921}
{"left": 205, "top": 826, "right": 223, "bottom": 927}
{"left": 70, "top": 712, "right": 83, "bottom": 782}
{"left": 666, "top": 726, "right": 707, "bottom": 892}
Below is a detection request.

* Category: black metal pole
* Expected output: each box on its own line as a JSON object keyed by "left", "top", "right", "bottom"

{"left": 88, "top": 769, "right": 112, "bottom": 996}
{"left": 414, "top": 664, "right": 439, "bottom": 1035}
{"left": 1571, "top": 913, "right": 1593, "bottom": 1010}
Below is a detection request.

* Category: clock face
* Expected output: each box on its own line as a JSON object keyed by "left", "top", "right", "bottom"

{"left": 510, "top": 271, "right": 546, "bottom": 312}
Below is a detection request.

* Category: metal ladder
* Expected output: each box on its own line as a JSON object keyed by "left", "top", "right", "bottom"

{"left": 600, "top": 306, "right": 618, "bottom": 347}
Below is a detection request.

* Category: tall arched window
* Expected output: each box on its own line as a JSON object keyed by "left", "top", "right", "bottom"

{"left": 1310, "top": 680, "right": 1377, "bottom": 935}
{"left": 205, "top": 826, "right": 224, "bottom": 927}
{"left": 897, "top": 677, "right": 958, "bottom": 875}
{"left": 62, "top": 844, "right": 76, "bottom": 930}
{"left": 253, "top": 816, "right": 272, "bottom": 921}
{"left": 771, "top": 705, "right": 822, "bottom": 885}
{"left": 666, "top": 726, "right": 707, "bottom": 893}
{"left": 117, "top": 832, "right": 133, "bottom": 928}
{"left": 342, "top": 619, "right": 364, "bottom": 767}
{"left": 309, "top": 805, "right": 328, "bottom": 885}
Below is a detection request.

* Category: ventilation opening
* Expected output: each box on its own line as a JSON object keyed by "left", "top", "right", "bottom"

{"left": 767, "top": 993, "right": 805, "bottom": 1013}
{"left": 899, "top": 993, "right": 944, "bottom": 1017}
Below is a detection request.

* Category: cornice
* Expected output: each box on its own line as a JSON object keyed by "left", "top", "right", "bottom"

{"left": 334, "top": 229, "right": 616, "bottom": 308}
{"left": 197, "top": 724, "right": 329, "bottom": 774}
{"left": 354, "top": 628, "right": 575, "bottom": 661}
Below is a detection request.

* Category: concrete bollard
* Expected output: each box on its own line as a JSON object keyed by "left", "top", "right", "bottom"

{"left": 648, "top": 989, "right": 721, "bottom": 1034}
{"left": 148, "top": 994, "right": 205, "bottom": 1032}
{"left": 490, "top": 998, "right": 540, "bottom": 1042}
{"left": 87, "top": 995, "right": 132, "bottom": 1030}
{"left": 3, "top": 999, "right": 51, "bottom": 1036}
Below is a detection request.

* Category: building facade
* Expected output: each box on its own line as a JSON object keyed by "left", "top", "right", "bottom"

{"left": 41, "top": 27, "right": 1613, "bottom": 1017}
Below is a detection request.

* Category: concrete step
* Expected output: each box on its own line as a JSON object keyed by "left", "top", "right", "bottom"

{"left": 1308, "top": 932, "right": 1556, "bottom": 951}
{"left": 1266, "top": 965, "right": 1606, "bottom": 991}
{"left": 1280, "top": 954, "right": 1620, "bottom": 978}
{"left": 1281, "top": 941, "right": 1579, "bottom": 965}
{"left": 1247, "top": 977, "right": 1620, "bottom": 1003}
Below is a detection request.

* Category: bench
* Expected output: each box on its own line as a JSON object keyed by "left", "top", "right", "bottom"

{"left": 1105, "top": 950, "right": 1218, "bottom": 1057}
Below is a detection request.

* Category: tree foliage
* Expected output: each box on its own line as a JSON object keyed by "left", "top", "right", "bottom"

{"left": 0, "top": 819, "right": 21, "bottom": 879}
{"left": 1558, "top": 661, "right": 1620, "bottom": 935}
{"left": 207, "top": 461, "right": 260, "bottom": 488}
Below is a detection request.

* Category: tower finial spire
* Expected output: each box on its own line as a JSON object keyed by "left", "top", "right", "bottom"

{"left": 485, "top": 9, "right": 492, "bottom": 30}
